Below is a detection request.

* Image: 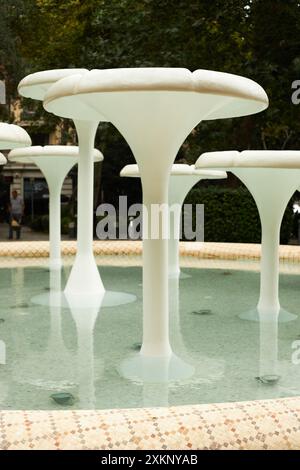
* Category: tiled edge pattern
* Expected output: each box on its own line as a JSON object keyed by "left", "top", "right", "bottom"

{"left": 0, "top": 240, "right": 300, "bottom": 262}
{"left": 1, "top": 397, "right": 300, "bottom": 450}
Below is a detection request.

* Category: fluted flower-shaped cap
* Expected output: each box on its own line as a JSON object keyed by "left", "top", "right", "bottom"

{"left": 196, "top": 150, "right": 300, "bottom": 169}
{"left": 0, "top": 152, "right": 7, "bottom": 165}
{"left": 18, "top": 69, "right": 88, "bottom": 100}
{"left": 8, "top": 145, "right": 103, "bottom": 164}
{"left": 120, "top": 163, "right": 226, "bottom": 179}
{"left": 44, "top": 67, "right": 268, "bottom": 121}
{"left": 0, "top": 123, "right": 31, "bottom": 150}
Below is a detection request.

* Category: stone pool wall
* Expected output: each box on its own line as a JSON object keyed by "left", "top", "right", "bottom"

{"left": 0, "top": 239, "right": 300, "bottom": 261}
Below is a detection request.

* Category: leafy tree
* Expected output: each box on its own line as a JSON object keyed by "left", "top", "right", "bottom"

{"left": 5, "top": 0, "right": 300, "bottom": 207}
{"left": 245, "top": 0, "right": 300, "bottom": 150}
{"left": 0, "top": 0, "right": 26, "bottom": 119}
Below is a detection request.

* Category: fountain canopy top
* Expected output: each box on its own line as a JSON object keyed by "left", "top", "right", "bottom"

{"left": 120, "top": 163, "right": 226, "bottom": 179}
{"left": 43, "top": 67, "right": 268, "bottom": 121}
{"left": 8, "top": 145, "right": 103, "bottom": 164}
{"left": 196, "top": 150, "right": 300, "bottom": 170}
{"left": 0, "top": 123, "right": 31, "bottom": 150}
{"left": 0, "top": 152, "right": 7, "bottom": 165}
{"left": 18, "top": 69, "right": 88, "bottom": 100}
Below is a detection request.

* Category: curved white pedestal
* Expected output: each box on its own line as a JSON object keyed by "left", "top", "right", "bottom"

{"left": 119, "top": 353, "right": 195, "bottom": 384}
{"left": 31, "top": 264, "right": 136, "bottom": 308}
{"left": 232, "top": 168, "right": 299, "bottom": 323}
{"left": 31, "top": 289, "right": 136, "bottom": 309}
{"left": 31, "top": 245, "right": 136, "bottom": 309}
{"left": 239, "top": 307, "right": 296, "bottom": 323}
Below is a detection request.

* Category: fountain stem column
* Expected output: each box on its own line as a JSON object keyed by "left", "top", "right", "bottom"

{"left": 48, "top": 181, "right": 63, "bottom": 270}
{"left": 65, "top": 120, "right": 105, "bottom": 298}
{"left": 141, "top": 174, "right": 171, "bottom": 357}
{"left": 257, "top": 208, "right": 282, "bottom": 314}
{"left": 167, "top": 173, "right": 210, "bottom": 278}
{"left": 168, "top": 207, "right": 181, "bottom": 278}
{"left": 31, "top": 155, "right": 77, "bottom": 271}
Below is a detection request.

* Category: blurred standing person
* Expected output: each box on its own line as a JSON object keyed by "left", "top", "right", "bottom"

{"left": 8, "top": 190, "right": 24, "bottom": 240}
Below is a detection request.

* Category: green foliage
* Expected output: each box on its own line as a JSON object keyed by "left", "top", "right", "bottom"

{"left": 11, "top": 1, "right": 300, "bottom": 199}
{"left": 2, "top": 0, "right": 300, "bottom": 239}
{"left": 61, "top": 205, "right": 75, "bottom": 234}
{"left": 186, "top": 186, "right": 294, "bottom": 244}
{"left": 17, "top": 0, "right": 96, "bottom": 70}
{"left": 61, "top": 216, "right": 72, "bottom": 235}
{"left": 0, "top": 0, "right": 26, "bottom": 121}
{"left": 30, "top": 213, "right": 75, "bottom": 234}
{"left": 29, "top": 214, "right": 49, "bottom": 233}
{"left": 0, "top": 1, "right": 25, "bottom": 94}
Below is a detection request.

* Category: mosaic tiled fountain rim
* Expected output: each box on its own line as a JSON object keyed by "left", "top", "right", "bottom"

{"left": 1, "top": 240, "right": 300, "bottom": 450}
{"left": 1, "top": 397, "right": 300, "bottom": 450}
{"left": 0, "top": 239, "right": 300, "bottom": 262}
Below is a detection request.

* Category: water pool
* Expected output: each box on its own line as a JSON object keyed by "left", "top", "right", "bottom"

{"left": 0, "top": 256, "right": 300, "bottom": 410}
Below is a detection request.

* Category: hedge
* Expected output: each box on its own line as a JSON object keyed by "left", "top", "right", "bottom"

{"left": 29, "top": 214, "right": 49, "bottom": 233}
{"left": 185, "top": 186, "right": 294, "bottom": 244}
{"left": 29, "top": 214, "right": 72, "bottom": 235}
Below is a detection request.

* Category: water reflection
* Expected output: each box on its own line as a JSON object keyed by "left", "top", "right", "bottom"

{"left": 65, "top": 294, "right": 103, "bottom": 408}
{"left": 0, "top": 338, "right": 7, "bottom": 406}
{"left": 13, "top": 268, "right": 75, "bottom": 391}
{"left": 119, "top": 275, "right": 194, "bottom": 391}
{"left": 256, "top": 308, "right": 300, "bottom": 399}
{"left": 119, "top": 275, "right": 225, "bottom": 408}
{"left": 169, "top": 276, "right": 225, "bottom": 386}
{"left": 0, "top": 263, "right": 300, "bottom": 409}
{"left": 258, "top": 311, "right": 279, "bottom": 383}
{"left": 13, "top": 267, "right": 24, "bottom": 308}
{"left": 0, "top": 340, "right": 5, "bottom": 365}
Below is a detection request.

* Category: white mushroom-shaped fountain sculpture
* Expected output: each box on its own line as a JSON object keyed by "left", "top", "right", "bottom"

{"left": 43, "top": 67, "right": 268, "bottom": 369}
{"left": 195, "top": 150, "right": 300, "bottom": 322}
{"left": 18, "top": 69, "right": 134, "bottom": 308}
{"left": 8, "top": 145, "right": 103, "bottom": 270}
